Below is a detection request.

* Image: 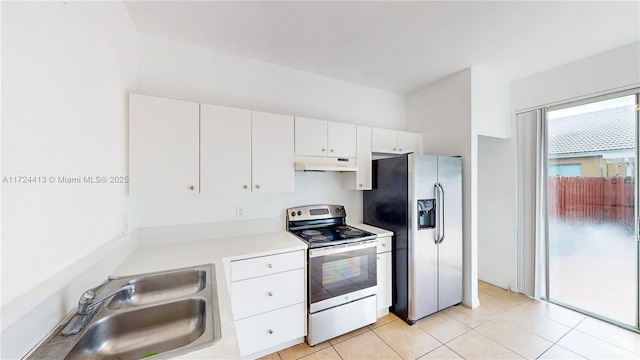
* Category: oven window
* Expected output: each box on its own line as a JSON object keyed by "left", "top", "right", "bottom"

{"left": 309, "top": 245, "right": 377, "bottom": 304}
{"left": 322, "top": 256, "right": 368, "bottom": 286}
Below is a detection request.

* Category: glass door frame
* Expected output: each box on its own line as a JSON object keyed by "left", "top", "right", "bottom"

{"left": 542, "top": 88, "right": 640, "bottom": 332}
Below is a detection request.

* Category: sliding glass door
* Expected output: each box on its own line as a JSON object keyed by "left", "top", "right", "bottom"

{"left": 546, "top": 93, "right": 638, "bottom": 327}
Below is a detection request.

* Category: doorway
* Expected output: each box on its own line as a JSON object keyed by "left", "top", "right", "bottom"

{"left": 546, "top": 93, "right": 638, "bottom": 327}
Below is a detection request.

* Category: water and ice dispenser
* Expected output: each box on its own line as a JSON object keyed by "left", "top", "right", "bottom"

{"left": 417, "top": 199, "right": 436, "bottom": 229}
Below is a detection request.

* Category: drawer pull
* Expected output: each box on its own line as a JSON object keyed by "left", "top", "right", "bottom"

{"left": 268, "top": 291, "right": 273, "bottom": 297}
{"left": 267, "top": 264, "right": 273, "bottom": 269}
{"left": 382, "top": 243, "right": 387, "bottom": 247}
{"left": 268, "top": 329, "right": 274, "bottom": 335}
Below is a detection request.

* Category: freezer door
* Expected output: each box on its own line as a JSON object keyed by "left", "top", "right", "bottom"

{"left": 408, "top": 154, "right": 439, "bottom": 322}
{"left": 437, "top": 156, "right": 463, "bottom": 310}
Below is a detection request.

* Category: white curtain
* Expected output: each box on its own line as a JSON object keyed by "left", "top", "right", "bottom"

{"left": 516, "top": 109, "right": 546, "bottom": 298}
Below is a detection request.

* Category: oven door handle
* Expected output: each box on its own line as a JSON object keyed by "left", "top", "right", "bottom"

{"left": 308, "top": 240, "right": 377, "bottom": 258}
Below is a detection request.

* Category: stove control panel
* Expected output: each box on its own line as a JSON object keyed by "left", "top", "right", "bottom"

{"left": 287, "top": 204, "right": 346, "bottom": 221}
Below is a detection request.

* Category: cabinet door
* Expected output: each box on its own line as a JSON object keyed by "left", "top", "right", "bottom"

{"left": 397, "top": 131, "right": 423, "bottom": 154}
{"left": 327, "top": 121, "right": 357, "bottom": 158}
{"left": 200, "top": 104, "right": 252, "bottom": 193}
{"left": 377, "top": 250, "right": 392, "bottom": 311}
{"left": 342, "top": 125, "right": 371, "bottom": 190}
{"left": 371, "top": 127, "right": 398, "bottom": 153}
{"left": 252, "top": 111, "right": 295, "bottom": 192}
{"left": 295, "top": 117, "right": 327, "bottom": 156}
{"left": 129, "top": 93, "right": 199, "bottom": 195}
{"left": 231, "top": 269, "right": 305, "bottom": 320}
{"left": 235, "top": 303, "right": 305, "bottom": 357}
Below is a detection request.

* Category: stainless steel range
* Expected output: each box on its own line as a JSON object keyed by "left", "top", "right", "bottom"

{"left": 287, "top": 204, "right": 378, "bottom": 346}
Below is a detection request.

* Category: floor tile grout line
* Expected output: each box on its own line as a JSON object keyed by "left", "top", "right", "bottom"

{"left": 461, "top": 328, "right": 529, "bottom": 359}
{"left": 560, "top": 317, "right": 640, "bottom": 357}
{"left": 368, "top": 325, "right": 412, "bottom": 360}
{"left": 533, "top": 314, "right": 590, "bottom": 359}
{"left": 440, "top": 343, "right": 468, "bottom": 360}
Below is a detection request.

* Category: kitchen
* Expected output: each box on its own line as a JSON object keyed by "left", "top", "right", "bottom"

{"left": 2, "top": 1, "right": 640, "bottom": 359}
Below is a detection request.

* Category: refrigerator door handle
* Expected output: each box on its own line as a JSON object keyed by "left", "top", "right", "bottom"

{"left": 435, "top": 183, "right": 445, "bottom": 244}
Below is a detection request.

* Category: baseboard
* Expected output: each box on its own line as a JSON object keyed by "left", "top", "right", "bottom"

{"left": 242, "top": 337, "right": 305, "bottom": 359}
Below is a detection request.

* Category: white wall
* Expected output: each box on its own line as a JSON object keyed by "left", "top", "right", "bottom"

{"left": 512, "top": 41, "right": 640, "bottom": 111}
{"left": 406, "top": 69, "right": 479, "bottom": 308}
{"left": 470, "top": 67, "right": 517, "bottom": 290}
{"left": 1, "top": 1, "right": 137, "bottom": 357}
{"left": 132, "top": 33, "right": 407, "bottom": 230}
{"left": 477, "top": 135, "right": 517, "bottom": 288}
{"left": 137, "top": 33, "right": 405, "bottom": 128}
{"left": 471, "top": 67, "right": 511, "bottom": 139}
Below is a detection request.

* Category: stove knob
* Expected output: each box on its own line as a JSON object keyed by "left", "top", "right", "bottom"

{"left": 297, "top": 211, "right": 302, "bottom": 216}
{"left": 291, "top": 211, "right": 296, "bottom": 217}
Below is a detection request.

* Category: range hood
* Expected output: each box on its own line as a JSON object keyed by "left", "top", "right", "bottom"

{"left": 294, "top": 156, "right": 357, "bottom": 172}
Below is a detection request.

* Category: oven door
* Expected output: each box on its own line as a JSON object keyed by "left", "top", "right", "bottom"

{"left": 308, "top": 240, "right": 377, "bottom": 313}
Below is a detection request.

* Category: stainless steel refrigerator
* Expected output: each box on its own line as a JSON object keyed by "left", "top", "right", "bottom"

{"left": 363, "top": 154, "right": 462, "bottom": 324}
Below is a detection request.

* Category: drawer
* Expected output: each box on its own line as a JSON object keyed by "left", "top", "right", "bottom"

{"left": 231, "top": 250, "right": 304, "bottom": 282}
{"left": 235, "top": 303, "right": 305, "bottom": 357}
{"left": 231, "top": 268, "right": 305, "bottom": 320}
{"left": 377, "top": 235, "right": 392, "bottom": 254}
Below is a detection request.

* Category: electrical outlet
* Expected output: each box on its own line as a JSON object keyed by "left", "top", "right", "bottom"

{"left": 236, "top": 205, "right": 246, "bottom": 218}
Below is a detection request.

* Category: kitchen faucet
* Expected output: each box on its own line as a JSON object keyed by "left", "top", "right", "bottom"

{"left": 61, "top": 278, "right": 134, "bottom": 336}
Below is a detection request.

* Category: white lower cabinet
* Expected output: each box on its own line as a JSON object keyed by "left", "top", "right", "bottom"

{"left": 235, "top": 303, "right": 305, "bottom": 356}
{"left": 229, "top": 250, "right": 306, "bottom": 357}
{"left": 377, "top": 235, "right": 392, "bottom": 317}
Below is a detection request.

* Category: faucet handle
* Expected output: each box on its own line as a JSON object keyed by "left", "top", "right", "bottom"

{"left": 81, "top": 290, "right": 96, "bottom": 303}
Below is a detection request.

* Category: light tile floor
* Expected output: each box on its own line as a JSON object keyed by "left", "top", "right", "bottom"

{"left": 259, "top": 281, "right": 640, "bottom": 360}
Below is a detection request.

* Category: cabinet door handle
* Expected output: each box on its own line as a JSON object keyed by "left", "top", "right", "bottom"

{"left": 359, "top": 184, "right": 363, "bottom": 187}
{"left": 399, "top": 148, "right": 403, "bottom": 152}
{"left": 267, "top": 263, "right": 273, "bottom": 269}
{"left": 188, "top": 185, "right": 195, "bottom": 190}
{"left": 393, "top": 148, "right": 397, "bottom": 151}
{"left": 255, "top": 184, "right": 261, "bottom": 189}
{"left": 330, "top": 149, "right": 334, "bottom": 153}
{"left": 321, "top": 148, "right": 326, "bottom": 152}
{"left": 382, "top": 243, "right": 387, "bottom": 247}
{"left": 242, "top": 185, "right": 248, "bottom": 189}
{"left": 268, "top": 291, "right": 273, "bottom": 297}
{"left": 268, "top": 329, "right": 274, "bottom": 335}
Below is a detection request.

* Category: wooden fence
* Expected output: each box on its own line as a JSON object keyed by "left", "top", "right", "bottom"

{"left": 548, "top": 176, "right": 635, "bottom": 228}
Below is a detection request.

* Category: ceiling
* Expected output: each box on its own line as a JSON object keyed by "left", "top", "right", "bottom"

{"left": 124, "top": 1, "right": 640, "bottom": 95}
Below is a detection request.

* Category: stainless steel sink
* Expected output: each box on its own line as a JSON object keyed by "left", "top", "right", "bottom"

{"left": 66, "top": 299, "right": 207, "bottom": 360}
{"left": 108, "top": 268, "right": 207, "bottom": 310}
{"left": 25, "top": 264, "right": 221, "bottom": 360}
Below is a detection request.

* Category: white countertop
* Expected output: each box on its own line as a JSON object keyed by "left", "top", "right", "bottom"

{"left": 113, "top": 231, "right": 307, "bottom": 360}
{"left": 351, "top": 222, "right": 394, "bottom": 237}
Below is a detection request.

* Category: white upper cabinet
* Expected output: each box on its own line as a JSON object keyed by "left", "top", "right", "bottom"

{"left": 201, "top": 106, "right": 294, "bottom": 193}
{"left": 294, "top": 117, "right": 326, "bottom": 157}
{"left": 371, "top": 128, "right": 398, "bottom": 154}
{"left": 397, "top": 130, "right": 423, "bottom": 154}
{"left": 295, "top": 117, "right": 356, "bottom": 158}
{"left": 252, "top": 111, "right": 295, "bottom": 192}
{"left": 129, "top": 93, "right": 200, "bottom": 195}
{"left": 327, "top": 122, "right": 357, "bottom": 157}
{"left": 342, "top": 125, "right": 372, "bottom": 190}
{"left": 200, "top": 104, "right": 252, "bottom": 193}
{"left": 371, "top": 127, "right": 423, "bottom": 154}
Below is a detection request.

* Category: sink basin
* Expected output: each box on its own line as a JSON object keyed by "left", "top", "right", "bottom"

{"left": 108, "top": 268, "right": 206, "bottom": 310}
{"left": 24, "top": 264, "right": 221, "bottom": 360}
{"left": 66, "top": 299, "right": 206, "bottom": 360}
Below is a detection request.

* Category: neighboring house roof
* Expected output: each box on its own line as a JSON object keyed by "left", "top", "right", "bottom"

{"left": 547, "top": 105, "right": 636, "bottom": 156}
